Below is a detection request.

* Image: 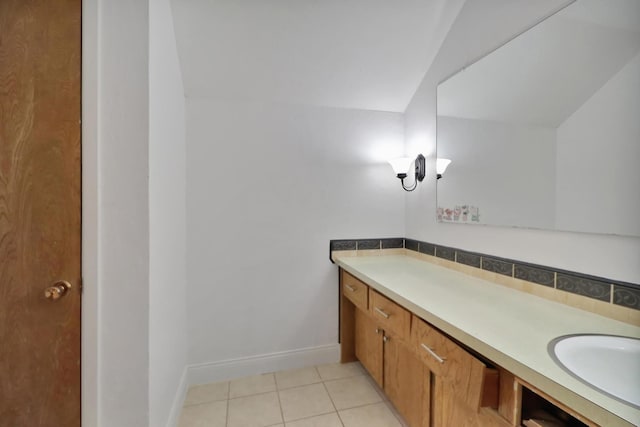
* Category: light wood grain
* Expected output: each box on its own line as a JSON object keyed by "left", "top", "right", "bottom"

{"left": 383, "top": 330, "right": 430, "bottom": 427}
{"left": 354, "top": 307, "right": 383, "bottom": 386}
{"left": 370, "top": 289, "right": 411, "bottom": 340}
{"left": 434, "top": 379, "right": 512, "bottom": 427}
{"left": 342, "top": 271, "right": 369, "bottom": 311}
{"left": 339, "top": 296, "right": 357, "bottom": 363}
{"left": 478, "top": 407, "right": 517, "bottom": 427}
{"left": 0, "top": 0, "right": 81, "bottom": 425}
{"left": 498, "top": 370, "right": 521, "bottom": 426}
{"left": 412, "top": 315, "right": 488, "bottom": 411}
{"left": 434, "top": 378, "right": 477, "bottom": 427}
{"left": 482, "top": 368, "right": 500, "bottom": 409}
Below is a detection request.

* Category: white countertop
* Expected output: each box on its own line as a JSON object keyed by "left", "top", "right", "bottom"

{"left": 334, "top": 253, "right": 640, "bottom": 427}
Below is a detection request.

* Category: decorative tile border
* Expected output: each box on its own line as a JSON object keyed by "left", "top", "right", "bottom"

{"left": 330, "top": 238, "right": 404, "bottom": 256}
{"left": 419, "top": 242, "right": 436, "bottom": 256}
{"left": 481, "top": 257, "right": 513, "bottom": 277}
{"left": 514, "top": 264, "right": 554, "bottom": 288}
{"left": 381, "top": 238, "right": 404, "bottom": 249}
{"left": 613, "top": 285, "right": 640, "bottom": 311}
{"left": 456, "top": 251, "right": 481, "bottom": 268}
{"left": 556, "top": 274, "right": 611, "bottom": 303}
{"left": 330, "top": 239, "right": 357, "bottom": 251}
{"left": 435, "top": 245, "right": 455, "bottom": 261}
{"left": 357, "top": 239, "right": 381, "bottom": 250}
{"left": 404, "top": 238, "right": 420, "bottom": 252}
{"left": 329, "top": 237, "right": 640, "bottom": 311}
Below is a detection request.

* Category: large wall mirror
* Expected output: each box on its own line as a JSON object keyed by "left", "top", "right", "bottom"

{"left": 436, "top": 0, "right": 640, "bottom": 237}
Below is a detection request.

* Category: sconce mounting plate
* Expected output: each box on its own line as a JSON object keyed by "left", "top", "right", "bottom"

{"left": 415, "top": 154, "right": 425, "bottom": 182}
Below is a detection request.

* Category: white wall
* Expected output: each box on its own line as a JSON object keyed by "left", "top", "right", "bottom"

{"left": 149, "top": 0, "right": 188, "bottom": 426}
{"left": 172, "top": 0, "right": 463, "bottom": 113}
{"left": 404, "top": 0, "right": 640, "bottom": 283}
{"left": 84, "top": 0, "right": 188, "bottom": 426}
{"left": 556, "top": 52, "right": 640, "bottom": 236}
{"left": 437, "top": 116, "right": 556, "bottom": 228}
{"left": 83, "top": 0, "right": 151, "bottom": 426}
{"left": 186, "top": 99, "right": 405, "bottom": 372}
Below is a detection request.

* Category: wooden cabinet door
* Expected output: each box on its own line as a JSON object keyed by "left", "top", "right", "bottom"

{"left": 433, "top": 378, "right": 511, "bottom": 427}
{"left": 383, "top": 332, "right": 431, "bottom": 427}
{"left": 355, "top": 307, "right": 383, "bottom": 386}
{"left": 433, "top": 378, "right": 478, "bottom": 427}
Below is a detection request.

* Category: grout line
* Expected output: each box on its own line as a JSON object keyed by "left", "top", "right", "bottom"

{"left": 228, "top": 389, "right": 277, "bottom": 401}
{"left": 276, "top": 378, "right": 324, "bottom": 391}
{"left": 322, "top": 364, "right": 347, "bottom": 427}
{"left": 182, "top": 397, "right": 230, "bottom": 408}
{"left": 320, "top": 372, "right": 367, "bottom": 383}
{"left": 274, "top": 388, "right": 285, "bottom": 426}
{"left": 282, "top": 410, "right": 339, "bottom": 425}
{"left": 363, "top": 374, "right": 387, "bottom": 402}
{"left": 321, "top": 380, "right": 345, "bottom": 427}
{"left": 321, "top": 380, "right": 339, "bottom": 412}
{"left": 273, "top": 371, "right": 280, "bottom": 390}
{"left": 610, "top": 284, "right": 614, "bottom": 304}
{"left": 384, "top": 400, "right": 408, "bottom": 427}
{"left": 225, "top": 381, "right": 230, "bottom": 427}
{"left": 333, "top": 398, "right": 386, "bottom": 411}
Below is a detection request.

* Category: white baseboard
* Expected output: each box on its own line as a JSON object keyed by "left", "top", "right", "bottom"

{"left": 187, "top": 343, "right": 341, "bottom": 386}
{"left": 166, "top": 366, "right": 189, "bottom": 427}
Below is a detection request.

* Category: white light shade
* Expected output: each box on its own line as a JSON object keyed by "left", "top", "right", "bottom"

{"left": 388, "top": 157, "right": 414, "bottom": 175}
{"left": 436, "top": 158, "right": 451, "bottom": 175}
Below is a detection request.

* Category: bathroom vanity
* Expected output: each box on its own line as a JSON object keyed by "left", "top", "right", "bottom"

{"left": 333, "top": 251, "right": 640, "bottom": 427}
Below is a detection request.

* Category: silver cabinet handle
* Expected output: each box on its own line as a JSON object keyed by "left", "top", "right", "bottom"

{"left": 383, "top": 335, "right": 389, "bottom": 343}
{"left": 421, "top": 343, "right": 446, "bottom": 364}
{"left": 374, "top": 307, "right": 390, "bottom": 319}
{"left": 345, "top": 284, "right": 356, "bottom": 292}
{"left": 375, "top": 328, "right": 382, "bottom": 334}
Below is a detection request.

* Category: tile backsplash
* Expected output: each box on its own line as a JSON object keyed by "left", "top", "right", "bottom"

{"left": 330, "top": 238, "right": 640, "bottom": 312}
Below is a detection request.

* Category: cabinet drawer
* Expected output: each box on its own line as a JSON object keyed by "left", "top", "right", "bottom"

{"left": 342, "top": 272, "right": 369, "bottom": 310}
{"left": 370, "top": 290, "right": 411, "bottom": 339}
{"left": 412, "top": 315, "right": 498, "bottom": 410}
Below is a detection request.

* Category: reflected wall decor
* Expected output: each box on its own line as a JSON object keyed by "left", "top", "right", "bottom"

{"left": 437, "top": 0, "right": 640, "bottom": 237}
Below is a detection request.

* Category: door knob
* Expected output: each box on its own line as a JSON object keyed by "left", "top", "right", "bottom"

{"left": 44, "top": 280, "right": 72, "bottom": 300}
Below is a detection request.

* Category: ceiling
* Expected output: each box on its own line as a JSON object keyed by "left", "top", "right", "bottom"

{"left": 171, "top": 0, "right": 463, "bottom": 112}
{"left": 437, "top": 0, "right": 640, "bottom": 127}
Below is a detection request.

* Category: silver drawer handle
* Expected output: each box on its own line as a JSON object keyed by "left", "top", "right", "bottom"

{"left": 421, "top": 343, "right": 446, "bottom": 364}
{"left": 374, "top": 306, "right": 390, "bottom": 319}
{"left": 345, "top": 284, "right": 356, "bottom": 292}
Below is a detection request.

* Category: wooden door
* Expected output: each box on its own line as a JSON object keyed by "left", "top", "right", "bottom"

{"left": 354, "top": 307, "right": 383, "bottom": 386}
{"left": 433, "top": 378, "right": 512, "bottom": 427}
{"left": 383, "top": 332, "right": 430, "bottom": 427}
{"left": 0, "top": 0, "right": 81, "bottom": 426}
{"left": 433, "top": 378, "right": 477, "bottom": 427}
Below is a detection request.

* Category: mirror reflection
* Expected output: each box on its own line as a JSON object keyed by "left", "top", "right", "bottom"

{"left": 436, "top": 0, "right": 640, "bottom": 237}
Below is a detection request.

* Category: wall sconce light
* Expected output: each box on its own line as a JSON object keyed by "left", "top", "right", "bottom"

{"left": 436, "top": 158, "right": 451, "bottom": 180}
{"left": 388, "top": 154, "right": 425, "bottom": 191}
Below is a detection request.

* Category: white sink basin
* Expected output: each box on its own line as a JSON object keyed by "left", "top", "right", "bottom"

{"left": 550, "top": 334, "right": 640, "bottom": 408}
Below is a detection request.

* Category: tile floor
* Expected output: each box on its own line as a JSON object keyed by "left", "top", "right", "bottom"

{"left": 179, "top": 362, "right": 409, "bottom": 427}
